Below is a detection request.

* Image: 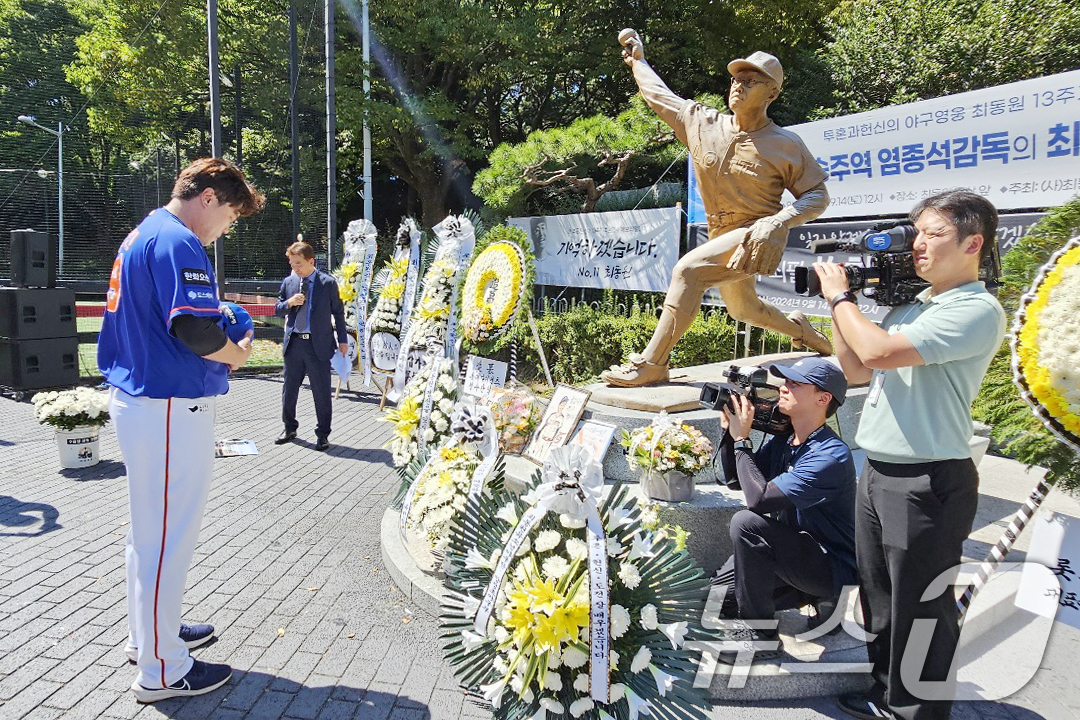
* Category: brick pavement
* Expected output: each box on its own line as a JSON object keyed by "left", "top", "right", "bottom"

{"left": 1, "top": 373, "right": 1076, "bottom": 720}
{"left": 0, "top": 373, "right": 491, "bottom": 720}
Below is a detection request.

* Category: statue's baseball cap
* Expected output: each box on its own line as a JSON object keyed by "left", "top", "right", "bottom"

{"left": 767, "top": 357, "right": 847, "bottom": 405}
{"left": 727, "top": 51, "right": 784, "bottom": 89}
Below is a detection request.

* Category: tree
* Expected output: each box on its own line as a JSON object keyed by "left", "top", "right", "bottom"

{"left": 473, "top": 95, "right": 704, "bottom": 216}
{"left": 817, "top": 0, "right": 1080, "bottom": 115}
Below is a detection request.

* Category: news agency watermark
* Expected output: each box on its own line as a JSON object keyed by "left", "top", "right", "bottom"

{"left": 689, "top": 561, "right": 1060, "bottom": 698}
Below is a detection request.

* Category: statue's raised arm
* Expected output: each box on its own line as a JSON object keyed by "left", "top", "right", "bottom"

{"left": 602, "top": 32, "right": 832, "bottom": 388}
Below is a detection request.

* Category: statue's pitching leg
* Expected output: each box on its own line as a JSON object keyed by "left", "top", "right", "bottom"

{"left": 718, "top": 276, "right": 833, "bottom": 355}
{"left": 602, "top": 228, "right": 746, "bottom": 387}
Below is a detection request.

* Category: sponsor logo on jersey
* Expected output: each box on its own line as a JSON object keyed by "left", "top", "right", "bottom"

{"left": 187, "top": 403, "right": 210, "bottom": 413}
{"left": 187, "top": 290, "right": 215, "bottom": 301}
{"left": 182, "top": 268, "right": 212, "bottom": 286}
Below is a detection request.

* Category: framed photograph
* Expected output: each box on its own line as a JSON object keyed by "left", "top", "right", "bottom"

{"left": 524, "top": 384, "right": 592, "bottom": 465}
{"left": 567, "top": 420, "right": 617, "bottom": 464}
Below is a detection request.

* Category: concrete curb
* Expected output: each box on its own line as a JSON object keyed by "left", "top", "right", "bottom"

{"left": 381, "top": 507, "right": 444, "bottom": 618}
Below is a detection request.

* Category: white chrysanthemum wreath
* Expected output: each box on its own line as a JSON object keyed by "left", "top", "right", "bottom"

{"left": 1013, "top": 235, "right": 1080, "bottom": 450}
{"left": 461, "top": 241, "right": 526, "bottom": 343}
{"left": 441, "top": 445, "right": 714, "bottom": 720}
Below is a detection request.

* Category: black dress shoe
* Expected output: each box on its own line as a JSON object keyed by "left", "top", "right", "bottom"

{"left": 315, "top": 438, "right": 330, "bottom": 452}
{"left": 275, "top": 431, "right": 297, "bottom": 445}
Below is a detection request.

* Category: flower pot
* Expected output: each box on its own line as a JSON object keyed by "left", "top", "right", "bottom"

{"left": 55, "top": 425, "right": 100, "bottom": 468}
{"left": 641, "top": 468, "right": 694, "bottom": 502}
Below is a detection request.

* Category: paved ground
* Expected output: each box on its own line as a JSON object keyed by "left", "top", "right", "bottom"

{"left": 1, "top": 372, "right": 1077, "bottom": 720}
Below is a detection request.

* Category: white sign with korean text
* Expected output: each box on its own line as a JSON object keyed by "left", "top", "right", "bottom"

{"left": 462, "top": 356, "right": 508, "bottom": 399}
{"left": 790, "top": 69, "right": 1080, "bottom": 218}
{"left": 1016, "top": 511, "right": 1080, "bottom": 629}
{"left": 508, "top": 208, "right": 679, "bottom": 291}
{"left": 688, "top": 70, "right": 1080, "bottom": 222}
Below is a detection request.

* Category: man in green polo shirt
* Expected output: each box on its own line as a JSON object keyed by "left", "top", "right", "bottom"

{"left": 814, "top": 190, "right": 1005, "bottom": 720}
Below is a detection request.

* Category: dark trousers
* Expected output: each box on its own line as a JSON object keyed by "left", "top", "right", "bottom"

{"left": 282, "top": 337, "right": 332, "bottom": 440}
{"left": 857, "top": 458, "right": 979, "bottom": 720}
{"left": 714, "top": 509, "right": 835, "bottom": 630}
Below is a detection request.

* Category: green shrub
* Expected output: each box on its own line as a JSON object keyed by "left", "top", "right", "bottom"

{"left": 486, "top": 295, "right": 748, "bottom": 385}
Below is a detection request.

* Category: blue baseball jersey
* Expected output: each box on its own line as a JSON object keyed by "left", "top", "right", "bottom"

{"left": 98, "top": 208, "right": 228, "bottom": 398}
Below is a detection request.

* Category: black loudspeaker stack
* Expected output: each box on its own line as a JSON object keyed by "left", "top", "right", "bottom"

{"left": 1, "top": 229, "right": 79, "bottom": 391}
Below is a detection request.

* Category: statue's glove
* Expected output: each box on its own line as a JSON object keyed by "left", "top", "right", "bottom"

{"left": 619, "top": 28, "right": 644, "bottom": 65}
{"left": 726, "top": 217, "right": 787, "bottom": 275}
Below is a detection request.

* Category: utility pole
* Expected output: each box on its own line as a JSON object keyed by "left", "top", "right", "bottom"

{"left": 362, "top": 0, "right": 372, "bottom": 221}
{"left": 207, "top": 0, "right": 224, "bottom": 280}
{"left": 290, "top": 4, "right": 301, "bottom": 241}
{"left": 325, "top": 0, "right": 336, "bottom": 269}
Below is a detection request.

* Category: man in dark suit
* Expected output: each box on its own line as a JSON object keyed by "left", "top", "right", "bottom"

{"left": 274, "top": 240, "right": 349, "bottom": 451}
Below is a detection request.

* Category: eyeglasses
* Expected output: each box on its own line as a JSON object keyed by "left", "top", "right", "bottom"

{"left": 730, "top": 76, "right": 770, "bottom": 89}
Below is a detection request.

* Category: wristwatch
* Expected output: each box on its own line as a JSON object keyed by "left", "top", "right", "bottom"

{"left": 733, "top": 438, "right": 753, "bottom": 451}
{"left": 831, "top": 291, "right": 858, "bottom": 310}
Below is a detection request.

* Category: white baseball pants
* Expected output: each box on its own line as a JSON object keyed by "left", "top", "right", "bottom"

{"left": 110, "top": 388, "right": 217, "bottom": 688}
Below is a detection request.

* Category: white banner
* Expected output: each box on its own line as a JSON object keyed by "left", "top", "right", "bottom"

{"left": 508, "top": 207, "right": 679, "bottom": 291}
{"left": 790, "top": 70, "right": 1080, "bottom": 218}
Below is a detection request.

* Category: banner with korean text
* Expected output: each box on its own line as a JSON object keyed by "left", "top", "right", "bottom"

{"left": 688, "top": 69, "right": 1080, "bottom": 222}
{"left": 508, "top": 208, "right": 679, "bottom": 291}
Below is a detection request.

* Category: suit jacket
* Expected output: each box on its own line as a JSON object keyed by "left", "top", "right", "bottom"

{"left": 275, "top": 269, "right": 348, "bottom": 362}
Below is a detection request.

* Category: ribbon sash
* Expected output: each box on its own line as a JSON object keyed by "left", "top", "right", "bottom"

{"left": 417, "top": 354, "right": 444, "bottom": 453}
{"left": 445, "top": 226, "right": 475, "bottom": 358}
{"left": 472, "top": 489, "right": 611, "bottom": 704}
{"left": 356, "top": 231, "right": 378, "bottom": 386}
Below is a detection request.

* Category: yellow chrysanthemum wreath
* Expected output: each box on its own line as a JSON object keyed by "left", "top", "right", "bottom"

{"left": 1013, "top": 237, "right": 1080, "bottom": 446}
{"left": 461, "top": 241, "right": 525, "bottom": 343}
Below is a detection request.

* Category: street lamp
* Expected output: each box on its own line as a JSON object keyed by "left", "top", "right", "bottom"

{"left": 17, "top": 115, "right": 64, "bottom": 276}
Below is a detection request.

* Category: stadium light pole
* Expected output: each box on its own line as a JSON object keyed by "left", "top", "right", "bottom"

{"left": 17, "top": 114, "right": 64, "bottom": 276}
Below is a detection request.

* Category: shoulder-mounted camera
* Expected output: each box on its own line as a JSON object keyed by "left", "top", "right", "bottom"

{"left": 793, "top": 221, "right": 1001, "bottom": 307}
{"left": 699, "top": 364, "right": 791, "bottom": 436}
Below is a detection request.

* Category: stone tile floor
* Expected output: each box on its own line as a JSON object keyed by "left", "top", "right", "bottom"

{"left": 0, "top": 373, "right": 1075, "bottom": 720}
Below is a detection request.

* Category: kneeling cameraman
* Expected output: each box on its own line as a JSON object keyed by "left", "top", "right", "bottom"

{"left": 713, "top": 357, "right": 857, "bottom": 662}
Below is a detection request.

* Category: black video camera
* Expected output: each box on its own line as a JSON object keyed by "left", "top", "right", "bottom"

{"left": 699, "top": 365, "right": 792, "bottom": 436}
{"left": 793, "top": 221, "right": 1001, "bottom": 307}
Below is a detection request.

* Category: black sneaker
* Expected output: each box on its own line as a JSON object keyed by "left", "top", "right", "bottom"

{"left": 131, "top": 659, "right": 232, "bottom": 703}
{"left": 838, "top": 692, "right": 894, "bottom": 719}
{"left": 125, "top": 622, "right": 215, "bottom": 664}
{"left": 716, "top": 621, "right": 785, "bottom": 664}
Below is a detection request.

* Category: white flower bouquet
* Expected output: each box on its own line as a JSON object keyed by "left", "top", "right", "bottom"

{"left": 33, "top": 387, "right": 110, "bottom": 432}
{"left": 621, "top": 413, "right": 713, "bottom": 476}
{"left": 407, "top": 258, "right": 456, "bottom": 349}
{"left": 383, "top": 356, "right": 459, "bottom": 467}
{"left": 441, "top": 447, "right": 713, "bottom": 720}
{"left": 370, "top": 256, "right": 410, "bottom": 335}
{"left": 404, "top": 444, "right": 479, "bottom": 553}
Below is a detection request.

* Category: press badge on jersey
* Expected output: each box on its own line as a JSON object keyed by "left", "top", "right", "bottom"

{"left": 867, "top": 371, "right": 884, "bottom": 407}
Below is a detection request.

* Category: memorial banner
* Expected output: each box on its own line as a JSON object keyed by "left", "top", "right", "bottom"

{"left": 508, "top": 207, "right": 679, "bottom": 291}
{"left": 689, "top": 70, "right": 1080, "bottom": 222}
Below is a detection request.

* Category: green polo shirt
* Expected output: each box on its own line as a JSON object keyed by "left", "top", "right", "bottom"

{"left": 855, "top": 281, "right": 1005, "bottom": 464}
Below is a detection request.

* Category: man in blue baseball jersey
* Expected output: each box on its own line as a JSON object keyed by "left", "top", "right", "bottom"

{"left": 98, "top": 158, "right": 265, "bottom": 703}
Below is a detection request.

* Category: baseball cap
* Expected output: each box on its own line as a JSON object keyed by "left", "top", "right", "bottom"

{"left": 218, "top": 302, "right": 254, "bottom": 343}
{"left": 767, "top": 357, "right": 847, "bottom": 405}
{"left": 727, "top": 51, "right": 784, "bottom": 89}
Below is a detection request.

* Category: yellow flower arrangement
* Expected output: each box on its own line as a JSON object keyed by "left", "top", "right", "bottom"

{"left": 1015, "top": 241, "right": 1080, "bottom": 440}
{"left": 461, "top": 241, "right": 525, "bottom": 342}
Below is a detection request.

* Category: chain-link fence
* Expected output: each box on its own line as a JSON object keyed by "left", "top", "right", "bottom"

{"left": 0, "top": 0, "right": 338, "bottom": 287}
